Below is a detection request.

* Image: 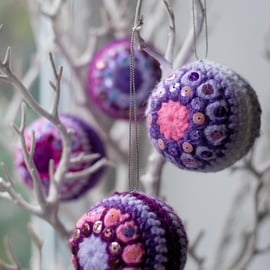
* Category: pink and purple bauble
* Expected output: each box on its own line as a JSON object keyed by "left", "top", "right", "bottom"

{"left": 146, "top": 60, "right": 261, "bottom": 172}
{"left": 69, "top": 192, "right": 188, "bottom": 270}
{"left": 88, "top": 38, "right": 161, "bottom": 119}
{"left": 15, "top": 114, "right": 106, "bottom": 201}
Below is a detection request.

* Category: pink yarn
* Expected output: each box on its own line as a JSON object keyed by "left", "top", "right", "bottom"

{"left": 104, "top": 208, "right": 121, "bottom": 227}
{"left": 76, "top": 206, "right": 105, "bottom": 228}
{"left": 122, "top": 243, "right": 144, "bottom": 264}
{"left": 157, "top": 100, "right": 189, "bottom": 140}
{"left": 116, "top": 221, "right": 139, "bottom": 243}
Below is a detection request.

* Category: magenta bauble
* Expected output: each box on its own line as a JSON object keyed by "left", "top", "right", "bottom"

{"left": 15, "top": 114, "right": 106, "bottom": 200}
{"left": 88, "top": 37, "right": 161, "bottom": 119}
{"left": 69, "top": 192, "right": 188, "bottom": 270}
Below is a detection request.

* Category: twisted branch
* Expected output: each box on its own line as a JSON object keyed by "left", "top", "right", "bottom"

{"left": 0, "top": 238, "right": 22, "bottom": 270}
{"left": 0, "top": 40, "right": 71, "bottom": 240}
{"left": 188, "top": 231, "right": 206, "bottom": 270}
{"left": 173, "top": 0, "right": 204, "bottom": 68}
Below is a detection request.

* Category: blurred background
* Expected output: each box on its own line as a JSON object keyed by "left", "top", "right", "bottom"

{"left": 0, "top": 0, "right": 270, "bottom": 269}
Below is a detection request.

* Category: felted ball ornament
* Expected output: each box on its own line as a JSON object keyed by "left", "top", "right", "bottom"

{"left": 69, "top": 191, "right": 188, "bottom": 270}
{"left": 146, "top": 60, "right": 261, "bottom": 172}
{"left": 15, "top": 114, "right": 106, "bottom": 200}
{"left": 88, "top": 37, "right": 161, "bottom": 119}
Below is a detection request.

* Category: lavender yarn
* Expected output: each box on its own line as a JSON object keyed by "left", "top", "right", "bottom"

{"left": 88, "top": 38, "right": 161, "bottom": 120}
{"left": 15, "top": 114, "right": 106, "bottom": 201}
{"left": 146, "top": 60, "right": 261, "bottom": 172}
{"left": 69, "top": 192, "right": 188, "bottom": 270}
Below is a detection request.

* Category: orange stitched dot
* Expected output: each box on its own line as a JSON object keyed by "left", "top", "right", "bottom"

{"left": 193, "top": 112, "right": 205, "bottom": 125}
{"left": 147, "top": 114, "right": 153, "bottom": 124}
{"left": 158, "top": 139, "right": 165, "bottom": 150}
{"left": 181, "top": 86, "right": 192, "bottom": 97}
{"left": 182, "top": 142, "right": 193, "bottom": 153}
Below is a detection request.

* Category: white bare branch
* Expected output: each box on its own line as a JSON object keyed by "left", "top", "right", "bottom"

{"left": 0, "top": 177, "right": 41, "bottom": 214}
{"left": 12, "top": 103, "right": 47, "bottom": 208}
{"left": 28, "top": 224, "right": 43, "bottom": 270}
{"left": 39, "top": 0, "right": 68, "bottom": 18}
{"left": 4, "top": 53, "right": 40, "bottom": 126}
{"left": 216, "top": 147, "right": 270, "bottom": 270}
{"left": 174, "top": 0, "right": 204, "bottom": 68}
{"left": 132, "top": 0, "right": 171, "bottom": 75}
{"left": 69, "top": 153, "right": 101, "bottom": 165}
{"left": 188, "top": 231, "right": 206, "bottom": 270}
{"left": 0, "top": 237, "right": 22, "bottom": 270}
{"left": 163, "top": 0, "right": 176, "bottom": 63}
{"left": 140, "top": 150, "right": 165, "bottom": 197}
{"left": 65, "top": 157, "right": 112, "bottom": 181}
{"left": 102, "top": 0, "right": 130, "bottom": 37}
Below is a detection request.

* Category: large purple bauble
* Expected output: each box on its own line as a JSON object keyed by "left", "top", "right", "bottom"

{"left": 88, "top": 38, "right": 161, "bottom": 119}
{"left": 69, "top": 192, "right": 188, "bottom": 270}
{"left": 146, "top": 60, "right": 261, "bottom": 172}
{"left": 15, "top": 114, "right": 106, "bottom": 201}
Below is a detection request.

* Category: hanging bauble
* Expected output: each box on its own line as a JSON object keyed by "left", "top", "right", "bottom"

{"left": 146, "top": 60, "right": 261, "bottom": 172}
{"left": 87, "top": 37, "right": 161, "bottom": 119}
{"left": 15, "top": 114, "right": 106, "bottom": 200}
{"left": 69, "top": 191, "right": 188, "bottom": 270}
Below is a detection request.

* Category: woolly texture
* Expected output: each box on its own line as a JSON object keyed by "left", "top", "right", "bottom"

{"left": 146, "top": 60, "right": 261, "bottom": 172}
{"left": 69, "top": 192, "right": 188, "bottom": 270}
{"left": 157, "top": 100, "right": 189, "bottom": 140}
{"left": 77, "top": 235, "right": 108, "bottom": 270}
{"left": 15, "top": 114, "right": 106, "bottom": 200}
{"left": 88, "top": 38, "right": 161, "bottom": 119}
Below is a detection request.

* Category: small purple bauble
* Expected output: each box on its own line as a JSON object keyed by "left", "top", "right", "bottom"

{"left": 146, "top": 60, "right": 261, "bottom": 172}
{"left": 15, "top": 114, "right": 106, "bottom": 201}
{"left": 69, "top": 192, "right": 188, "bottom": 270}
{"left": 88, "top": 38, "right": 161, "bottom": 119}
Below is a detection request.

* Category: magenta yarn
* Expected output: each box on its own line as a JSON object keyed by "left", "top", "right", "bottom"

{"left": 87, "top": 38, "right": 161, "bottom": 119}
{"left": 146, "top": 60, "right": 261, "bottom": 172}
{"left": 15, "top": 114, "right": 106, "bottom": 200}
{"left": 69, "top": 192, "right": 188, "bottom": 270}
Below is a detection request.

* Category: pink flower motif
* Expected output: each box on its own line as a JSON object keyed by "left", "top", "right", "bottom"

{"left": 120, "top": 213, "right": 130, "bottom": 222}
{"left": 116, "top": 221, "right": 139, "bottom": 243}
{"left": 104, "top": 208, "right": 121, "bottom": 227}
{"left": 76, "top": 206, "right": 105, "bottom": 228}
{"left": 76, "top": 213, "right": 89, "bottom": 228}
{"left": 122, "top": 243, "right": 144, "bottom": 264}
{"left": 157, "top": 100, "right": 189, "bottom": 140}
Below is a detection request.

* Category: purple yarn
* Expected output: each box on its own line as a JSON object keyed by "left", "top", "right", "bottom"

{"left": 146, "top": 60, "right": 261, "bottom": 172}
{"left": 15, "top": 114, "right": 106, "bottom": 201}
{"left": 88, "top": 38, "right": 161, "bottom": 120}
{"left": 69, "top": 192, "right": 188, "bottom": 270}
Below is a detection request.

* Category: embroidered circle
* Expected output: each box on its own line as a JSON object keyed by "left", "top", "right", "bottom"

{"left": 15, "top": 114, "right": 106, "bottom": 200}
{"left": 88, "top": 37, "right": 161, "bottom": 120}
{"left": 157, "top": 100, "right": 189, "bottom": 140}
{"left": 69, "top": 192, "right": 188, "bottom": 270}
{"left": 146, "top": 60, "right": 261, "bottom": 172}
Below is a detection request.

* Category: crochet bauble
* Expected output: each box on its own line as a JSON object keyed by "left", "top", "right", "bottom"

{"left": 146, "top": 60, "right": 261, "bottom": 172}
{"left": 69, "top": 191, "right": 188, "bottom": 270}
{"left": 15, "top": 114, "right": 106, "bottom": 200}
{"left": 87, "top": 37, "right": 161, "bottom": 119}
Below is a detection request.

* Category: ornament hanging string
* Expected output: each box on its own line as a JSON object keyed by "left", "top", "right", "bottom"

{"left": 128, "top": 20, "right": 143, "bottom": 192}
{"left": 192, "top": 0, "right": 209, "bottom": 60}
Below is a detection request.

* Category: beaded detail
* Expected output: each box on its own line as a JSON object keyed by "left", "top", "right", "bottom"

{"left": 88, "top": 38, "right": 161, "bottom": 120}
{"left": 146, "top": 60, "right": 261, "bottom": 172}
{"left": 15, "top": 114, "right": 106, "bottom": 200}
{"left": 69, "top": 192, "right": 188, "bottom": 270}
